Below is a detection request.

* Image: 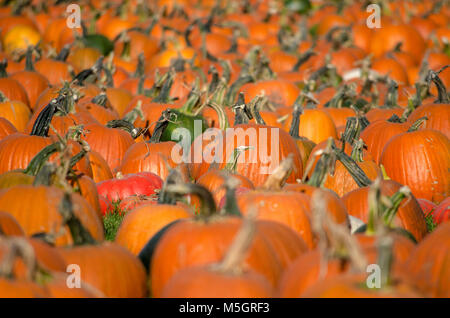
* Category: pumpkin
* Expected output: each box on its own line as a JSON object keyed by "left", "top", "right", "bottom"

{"left": 0, "top": 91, "right": 31, "bottom": 132}
{"left": 81, "top": 123, "right": 135, "bottom": 172}
{"left": 0, "top": 185, "right": 104, "bottom": 246}
{"left": 239, "top": 80, "right": 300, "bottom": 109}
{"left": 115, "top": 203, "right": 193, "bottom": 255}
{"left": 342, "top": 179, "right": 428, "bottom": 242}
{"left": 0, "top": 211, "right": 24, "bottom": 236}
{"left": 0, "top": 117, "right": 17, "bottom": 140}
{"left": 380, "top": 129, "right": 450, "bottom": 204}
{"left": 433, "top": 197, "right": 449, "bottom": 225}
{"left": 407, "top": 103, "right": 449, "bottom": 139}
{"left": 404, "top": 222, "right": 450, "bottom": 297}
{"left": 0, "top": 61, "right": 30, "bottom": 107}
{"left": 2, "top": 25, "right": 41, "bottom": 56}
{"left": 87, "top": 150, "right": 113, "bottom": 183}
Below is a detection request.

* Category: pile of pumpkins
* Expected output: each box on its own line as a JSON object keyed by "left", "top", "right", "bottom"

{"left": 0, "top": 0, "right": 448, "bottom": 298}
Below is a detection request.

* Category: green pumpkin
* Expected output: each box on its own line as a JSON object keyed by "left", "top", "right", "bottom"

{"left": 82, "top": 34, "right": 114, "bottom": 56}
{"left": 160, "top": 110, "right": 209, "bottom": 145}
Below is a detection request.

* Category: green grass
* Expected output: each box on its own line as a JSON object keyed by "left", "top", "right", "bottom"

{"left": 425, "top": 214, "right": 437, "bottom": 233}
{"left": 102, "top": 201, "right": 127, "bottom": 241}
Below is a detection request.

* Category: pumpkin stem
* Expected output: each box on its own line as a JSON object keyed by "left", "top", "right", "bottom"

{"left": 24, "top": 46, "right": 35, "bottom": 72}
{"left": 119, "top": 32, "right": 132, "bottom": 62}
{"left": 30, "top": 94, "right": 66, "bottom": 137}
{"left": 224, "top": 146, "right": 251, "bottom": 173}
{"left": 55, "top": 44, "right": 71, "bottom": 62}
{"left": 377, "top": 233, "right": 394, "bottom": 288}
{"left": 305, "top": 138, "right": 335, "bottom": 187}
{"left": 214, "top": 211, "right": 256, "bottom": 274}
{"left": 219, "top": 173, "right": 243, "bottom": 217}
{"left": 288, "top": 96, "right": 303, "bottom": 139}
{"left": 292, "top": 49, "right": 316, "bottom": 72}
{"left": 225, "top": 75, "right": 254, "bottom": 106}
{"left": 164, "top": 183, "right": 217, "bottom": 217}
{"left": 106, "top": 120, "right": 142, "bottom": 139}
{"left": 32, "top": 162, "right": 57, "bottom": 186}
{"left": 72, "top": 56, "right": 104, "bottom": 86}
{"left": 91, "top": 92, "right": 108, "bottom": 108}
{"left": 149, "top": 109, "right": 171, "bottom": 143}
{"left": 333, "top": 143, "right": 372, "bottom": 187}
{"left": 340, "top": 116, "right": 368, "bottom": 148}
{"left": 233, "top": 93, "right": 250, "bottom": 125}
{"left": 158, "top": 168, "right": 185, "bottom": 205}
{"left": 407, "top": 116, "right": 427, "bottom": 132}
{"left": 151, "top": 70, "right": 175, "bottom": 104}
{"left": 426, "top": 67, "right": 450, "bottom": 104}
{"left": 134, "top": 53, "right": 145, "bottom": 78}
{"left": 247, "top": 95, "right": 267, "bottom": 125}
{"left": 123, "top": 100, "right": 144, "bottom": 124}
{"left": 326, "top": 83, "right": 356, "bottom": 109}
{"left": 350, "top": 139, "right": 365, "bottom": 162}
{"left": 180, "top": 77, "right": 201, "bottom": 114}
{"left": 25, "top": 142, "right": 61, "bottom": 176}
{"left": 59, "top": 192, "right": 96, "bottom": 246}
{"left": 0, "top": 90, "right": 8, "bottom": 103}
{"left": 0, "top": 237, "right": 38, "bottom": 281}
{"left": 310, "top": 190, "right": 368, "bottom": 273}
{"left": 262, "top": 154, "right": 294, "bottom": 191}
{"left": 384, "top": 79, "right": 399, "bottom": 108}
{"left": 0, "top": 60, "right": 8, "bottom": 78}
{"left": 383, "top": 186, "right": 411, "bottom": 226}
{"left": 207, "top": 101, "right": 229, "bottom": 130}
{"left": 219, "top": 59, "right": 232, "bottom": 84}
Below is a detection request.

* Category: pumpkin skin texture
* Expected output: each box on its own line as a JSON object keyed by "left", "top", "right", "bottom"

{"left": 0, "top": 211, "right": 24, "bottom": 236}
{"left": 0, "top": 98, "right": 31, "bottom": 132}
{"left": 81, "top": 123, "right": 135, "bottom": 172}
{"left": 10, "top": 70, "right": 49, "bottom": 111}
{"left": 96, "top": 172, "right": 163, "bottom": 203}
{"left": 360, "top": 120, "right": 410, "bottom": 164}
{"left": 404, "top": 222, "right": 450, "bottom": 297}
{"left": 370, "top": 24, "right": 426, "bottom": 64}
{"left": 115, "top": 204, "right": 193, "bottom": 255}
{"left": 239, "top": 80, "right": 300, "bottom": 108}
{"left": 236, "top": 191, "right": 315, "bottom": 249}
{"left": 0, "top": 186, "right": 104, "bottom": 246}
{"left": 161, "top": 266, "right": 275, "bottom": 298}
{"left": 150, "top": 216, "right": 283, "bottom": 298}
{"left": 0, "top": 76, "right": 30, "bottom": 107}
{"left": 380, "top": 129, "right": 450, "bottom": 204}
{"left": 301, "top": 273, "right": 421, "bottom": 298}
{"left": 88, "top": 151, "right": 113, "bottom": 183}
{"left": 284, "top": 109, "right": 338, "bottom": 144}
{"left": 58, "top": 242, "right": 148, "bottom": 298}
{"left": 433, "top": 197, "right": 450, "bottom": 225}
{"left": 119, "top": 141, "right": 189, "bottom": 181}
{"left": 189, "top": 124, "right": 303, "bottom": 187}
{"left": 342, "top": 180, "right": 428, "bottom": 242}
{"left": 407, "top": 104, "right": 450, "bottom": 139}
{"left": 0, "top": 117, "right": 17, "bottom": 140}
{"left": 0, "top": 278, "right": 50, "bottom": 298}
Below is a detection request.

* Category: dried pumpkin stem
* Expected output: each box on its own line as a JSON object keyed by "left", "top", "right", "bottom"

{"left": 0, "top": 237, "right": 37, "bottom": 281}
{"left": 262, "top": 154, "right": 294, "bottom": 191}
{"left": 106, "top": 119, "right": 142, "bottom": 139}
{"left": 407, "top": 116, "right": 427, "bottom": 132}
{"left": 426, "top": 67, "right": 450, "bottom": 104}
{"left": 215, "top": 211, "right": 256, "bottom": 274}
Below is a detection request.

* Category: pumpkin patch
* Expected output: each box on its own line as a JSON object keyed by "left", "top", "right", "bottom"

{"left": 0, "top": 0, "right": 448, "bottom": 300}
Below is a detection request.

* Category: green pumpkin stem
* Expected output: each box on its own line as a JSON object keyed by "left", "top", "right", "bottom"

{"left": 25, "top": 143, "right": 61, "bottom": 176}
{"left": 426, "top": 67, "right": 450, "bottom": 104}
{"left": 30, "top": 95, "right": 66, "bottom": 137}
{"left": 288, "top": 96, "right": 304, "bottom": 139}
{"left": 350, "top": 139, "right": 365, "bottom": 162}
{"left": 247, "top": 95, "right": 267, "bottom": 125}
{"left": 224, "top": 146, "right": 251, "bottom": 173}
{"left": 91, "top": 92, "right": 108, "bottom": 108}
{"left": 383, "top": 186, "right": 411, "bottom": 226}
{"left": 164, "top": 183, "right": 217, "bottom": 217}
{"left": 106, "top": 119, "right": 142, "bottom": 139}
{"left": 219, "top": 174, "right": 243, "bottom": 217}
{"left": 32, "top": 163, "right": 57, "bottom": 187}
{"left": 0, "top": 236, "right": 38, "bottom": 281}
{"left": 59, "top": 192, "right": 96, "bottom": 245}
{"left": 157, "top": 168, "right": 184, "bottom": 205}
{"left": 207, "top": 101, "right": 229, "bottom": 130}
{"left": 150, "top": 109, "right": 171, "bottom": 143}
{"left": 407, "top": 116, "right": 428, "bottom": 132}
{"left": 55, "top": 45, "right": 71, "bottom": 62}
{"left": 384, "top": 80, "right": 399, "bottom": 108}
{"left": 134, "top": 53, "right": 145, "bottom": 78}
{"left": 305, "top": 138, "right": 335, "bottom": 187}
{"left": 24, "top": 47, "right": 35, "bottom": 72}
{"left": 333, "top": 144, "right": 372, "bottom": 187}
{"left": 123, "top": 100, "right": 144, "bottom": 124}
{"left": 225, "top": 75, "right": 253, "bottom": 106}
{"left": 0, "top": 60, "right": 8, "bottom": 78}
{"left": 292, "top": 49, "right": 315, "bottom": 72}
{"left": 180, "top": 77, "right": 201, "bottom": 114}
{"left": 150, "top": 70, "right": 174, "bottom": 104}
